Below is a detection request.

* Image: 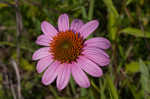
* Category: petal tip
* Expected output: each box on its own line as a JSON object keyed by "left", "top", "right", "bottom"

{"left": 98, "top": 70, "right": 103, "bottom": 77}
{"left": 57, "top": 86, "right": 64, "bottom": 91}
{"left": 32, "top": 54, "right": 36, "bottom": 61}
{"left": 79, "top": 19, "right": 99, "bottom": 38}
{"left": 41, "top": 21, "right": 48, "bottom": 26}
{"left": 102, "top": 58, "right": 110, "bottom": 66}
{"left": 35, "top": 40, "right": 39, "bottom": 45}
{"left": 37, "top": 69, "right": 41, "bottom": 73}
{"left": 42, "top": 78, "right": 49, "bottom": 86}
{"left": 93, "top": 20, "right": 99, "bottom": 27}
{"left": 83, "top": 83, "right": 90, "bottom": 88}
{"left": 61, "top": 13, "right": 68, "bottom": 17}
{"left": 36, "top": 64, "right": 42, "bottom": 73}
{"left": 58, "top": 13, "right": 69, "bottom": 32}
{"left": 59, "top": 13, "right": 69, "bottom": 20}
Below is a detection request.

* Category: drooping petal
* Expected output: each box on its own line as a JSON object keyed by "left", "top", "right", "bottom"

{"left": 41, "top": 21, "right": 58, "bottom": 37}
{"left": 70, "top": 19, "right": 84, "bottom": 32}
{"left": 36, "top": 35, "right": 52, "bottom": 46}
{"left": 71, "top": 62, "right": 90, "bottom": 88}
{"left": 79, "top": 20, "right": 99, "bottom": 38}
{"left": 85, "top": 37, "right": 111, "bottom": 49}
{"left": 82, "top": 47, "right": 110, "bottom": 66}
{"left": 58, "top": 14, "right": 69, "bottom": 32}
{"left": 56, "top": 64, "right": 71, "bottom": 91}
{"left": 36, "top": 55, "right": 53, "bottom": 73}
{"left": 77, "top": 56, "right": 103, "bottom": 77}
{"left": 42, "top": 61, "right": 60, "bottom": 85}
{"left": 32, "top": 47, "right": 50, "bottom": 60}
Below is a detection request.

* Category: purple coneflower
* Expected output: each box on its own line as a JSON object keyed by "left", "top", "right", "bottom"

{"left": 32, "top": 14, "right": 111, "bottom": 91}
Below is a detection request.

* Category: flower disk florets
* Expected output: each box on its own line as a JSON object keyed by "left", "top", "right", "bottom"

{"left": 50, "top": 30, "right": 84, "bottom": 63}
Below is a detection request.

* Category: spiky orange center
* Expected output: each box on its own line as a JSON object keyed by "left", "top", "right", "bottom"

{"left": 50, "top": 30, "right": 84, "bottom": 63}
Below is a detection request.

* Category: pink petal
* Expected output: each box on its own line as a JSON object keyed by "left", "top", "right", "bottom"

{"left": 32, "top": 47, "right": 50, "bottom": 60}
{"left": 70, "top": 19, "right": 84, "bottom": 32}
{"left": 85, "top": 37, "right": 111, "bottom": 49}
{"left": 58, "top": 14, "right": 69, "bottom": 32}
{"left": 56, "top": 64, "right": 71, "bottom": 91}
{"left": 83, "top": 47, "right": 109, "bottom": 58}
{"left": 36, "top": 35, "right": 52, "bottom": 46}
{"left": 71, "top": 62, "right": 90, "bottom": 88}
{"left": 82, "top": 47, "right": 110, "bottom": 66}
{"left": 41, "top": 21, "right": 58, "bottom": 37}
{"left": 77, "top": 56, "right": 103, "bottom": 77}
{"left": 42, "top": 61, "right": 60, "bottom": 85}
{"left": 36, "top": 55, "right": 53, "bottom": 73}
{"left": 79, "top": 20, "right": 99, "bottom": 38}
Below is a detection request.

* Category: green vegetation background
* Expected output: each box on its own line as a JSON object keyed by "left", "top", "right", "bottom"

{"left": 0, "top": 0, "right": 150, "bottom": 99}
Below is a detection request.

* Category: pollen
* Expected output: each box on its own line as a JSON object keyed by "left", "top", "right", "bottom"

{"left": 50, "top": 30, "right": 84, "bottom": 63}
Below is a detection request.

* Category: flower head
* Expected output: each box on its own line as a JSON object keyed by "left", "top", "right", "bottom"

{"left": 32, "top": 14, "right": 111, "bottom": 91}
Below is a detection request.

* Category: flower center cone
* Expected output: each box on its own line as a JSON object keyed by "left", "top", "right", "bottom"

{"left": 50, "top": 30, "right": 84, "bottom": 63}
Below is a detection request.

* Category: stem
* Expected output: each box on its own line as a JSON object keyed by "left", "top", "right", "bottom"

{"left": 11, "top": 60, "right": 22, "bottom": 99}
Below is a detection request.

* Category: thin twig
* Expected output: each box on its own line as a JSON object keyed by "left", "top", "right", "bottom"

{"left": 11, "top": 60, "right": 22, "bottom": 99}
{"left": 10, "top": 80, "right": 17, "bottom": 99}
{"left": 13, "top": 2, "right": 23, "bottom": 98}
{"left": 14, "top": 0, "right": 23, "bottom": 65}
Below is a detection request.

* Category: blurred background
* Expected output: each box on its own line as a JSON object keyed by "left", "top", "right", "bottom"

{"left": 0, "top": 0, "right": 150, "bottom": 99}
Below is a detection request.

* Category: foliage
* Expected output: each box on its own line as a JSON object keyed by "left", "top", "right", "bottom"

{"left": 0, "top": 0, "right": 150, "bottom": 99}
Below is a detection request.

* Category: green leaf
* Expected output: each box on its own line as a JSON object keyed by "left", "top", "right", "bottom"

{"left": 20, "top": 58, "right": 34, "bottom": 71}
{"left": 125, "top": 61, "right": 139, "bottom": 73}
{"left": 126, "top": 0, "right": 134, "bottom": 5}
{"left": 70, "top": 76, "right": 76, "bottom": 95}
{"left": 128, "top": 83, "right": 143, "bottom": 99}
{"left": 103, "top": 0, "right": 119, "bottom": 17}
{"left": 88, "top": 0, "right": 95, "bottom": 20}
{"left": 0, "top": 3, "right": 8, "bottom": 8}
{"left": 139, "top": 60, "right": 150, "bottom": 94}
{"left": 103, "top": 0, "right": 119, "bottom": 40}
{"left": 108, "top": 12, "right": 118, "bottom": 40}
{"left": 89, "top": 89, "right": 95, "bottom": 99}
{"left": 0, "top": 1, "right": 15, "bottom": 8}
{"left": 49, "top": 85, "right": 59, "bottom": 99}
{"left": 91, "top": 80, "right": 100, "bottom": 93}
{"left": 106, "top": 75, "right": 119, "bottom": 99}
{"left": 99, "top": 79, "right": 106, "bottom": 99}
{"left": 80, "top": 0, "right": 87, "bottom": 19}
{"left": 80, "top": 88, "right": 87, "bottom": 97}
{"left": 120, "top": 27, "right": 150, "bottom": 38}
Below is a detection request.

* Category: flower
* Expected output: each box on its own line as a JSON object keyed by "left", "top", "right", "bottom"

{"left": 32, "top": 14, "right": 111, "bottom": 91}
